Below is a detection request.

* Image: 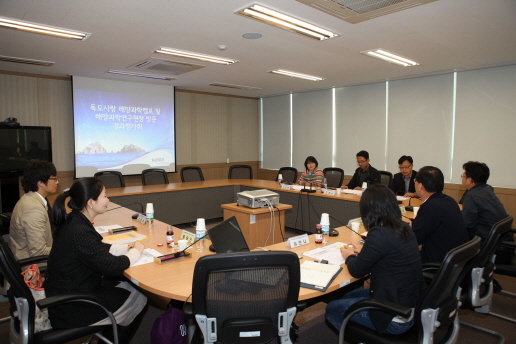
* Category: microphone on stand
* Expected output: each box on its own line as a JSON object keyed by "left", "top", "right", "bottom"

{"left": 154, "top": 229, "right": 211, "bottom": 264}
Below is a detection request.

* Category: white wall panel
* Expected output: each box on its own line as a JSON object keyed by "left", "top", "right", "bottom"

{"left": 262, "top": 95, "right": 291, "bottom": 169}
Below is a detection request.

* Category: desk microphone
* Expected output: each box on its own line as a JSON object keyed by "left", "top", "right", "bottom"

{"left": 301, "top": 182, "right": 316, "bottom": 193}
{"left": 106, "top": 202, "right": 144, "bottom": 218}
{"left": 329, "top": 214, "right": 366, "bottom": 240}
{"left": 155, "top": 227, "right": 213, "bottom": 263}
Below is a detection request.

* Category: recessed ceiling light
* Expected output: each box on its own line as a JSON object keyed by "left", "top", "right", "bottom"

{"left": 209, "top": 83, "right": 262, "bottom": 90}
{"left": 0, "top": 16, "right": 90, "bottom": 40}
{"left": 108, "top": 70, "right": 175, "bottom": 80}
{"left": 236, "top": 4, "right": 338, "bottom": 41}
{"left": 154, "top": 47, "right": 238, "bottom": 65}
{"left": 361, "top": 49, "right": 419, "bottom": 67}
{"left": 268, "top": 69, "right": 324, "bottom": 81}
{"left": 0, "top": 55, "right": 55, "bottom": 66}
{"left": 242, "top": 32, "right": 262, "bottom": 39}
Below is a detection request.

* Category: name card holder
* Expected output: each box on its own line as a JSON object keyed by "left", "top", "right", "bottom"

{"left": 286, "top": 233, "right": 310, "bottom": 248}
{"left": 400, "top": 206, "right": 406, "bottom": 214}
{"left": 322, "top": 188, "right": 336, "bottom": 195}
{"left": 280, "top": 183, "right": 292, "bottom": 190}
{"left": 181, "top": 230, "right": 196, "bottom": 243}
{"left": 136, "top": 213, "right": 147, "bottom": 224}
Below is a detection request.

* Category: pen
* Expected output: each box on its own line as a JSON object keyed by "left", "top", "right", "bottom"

{"left": 139, "top": 236, "right": 150, "bottom": 243}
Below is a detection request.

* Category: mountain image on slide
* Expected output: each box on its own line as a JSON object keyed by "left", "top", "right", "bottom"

{"left": 77, "top": 142, "right": 145, "bottom": 154}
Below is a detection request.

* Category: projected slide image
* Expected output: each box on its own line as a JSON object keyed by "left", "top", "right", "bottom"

{"left": 73, "top": 77, "right": 176, "bottom": 178}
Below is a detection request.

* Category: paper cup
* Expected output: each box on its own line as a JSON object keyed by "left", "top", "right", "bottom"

{"left": 351, "top": 222, "right": 360, "bottom": 232}
{"left": 196, "top": 218, "right": 206, "bottom": 231}
{"left": 145, "top": 203, "right": 154, "bottom": 213}
{"left": 320, "top": 213, "right": 330, "bottom": 226}
{"left": 362, "top": 182, "right": 367, "bottom": 189}
{"left": 178, "top": 239, "right": 188, "bottom": 251}
{"left": 336, "top": 188, "right": 341, "bottom": 195}
{"left": 413, "top": 207, "right": 419, "bottom": 218}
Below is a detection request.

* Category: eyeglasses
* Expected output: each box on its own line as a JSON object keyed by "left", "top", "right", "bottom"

{"left": 461, "top": 174, "right": 467, "bottom": 178}
{"left": 399, "top": 165, "right": 412, "bottom": 170}
{"left": 357, "top": 160, "right": 367, "bottom": 164}
{"left": 48, "top": 177, "right": 58, "bottom": 181}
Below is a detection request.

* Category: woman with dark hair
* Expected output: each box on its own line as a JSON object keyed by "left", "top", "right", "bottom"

{"left": 44, "top": 177, "right": 147, "bottom": 343}
{"left": 326, "top": 184, "right": 423, "bottom": 335}
{"left": 297, "top": 156, "right": 324, "bottom": 187}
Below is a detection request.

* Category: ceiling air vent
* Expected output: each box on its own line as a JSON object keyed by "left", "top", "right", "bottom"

{"left": 209, "top": 83, "right": 262, "bottom": 91}
{"left": 296, "top": 0, "right": 438, "bottom": 24}
{"left": 127, "top": 57, "right": 205, "bottom": 75}
{"left": 0, "top": 55, "right": 54, "bottom": 66}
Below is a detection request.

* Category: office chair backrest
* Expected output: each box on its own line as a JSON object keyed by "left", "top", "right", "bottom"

{"left": 0, "top": 236, "right": 36, "bottom": 342}
{"left": 180, "top": 166, "right": 205, "bottom": 182}
{"left": 141, "top": 168, "right": 169, "bottom": 185}
{"left": 228, "top": 165, "right": 253, "bottom": 179}
{"left": 417, "top": 236, "right": 481, "bottom": 343}
{"left": 323, "top": 168, "right": 344, "bottom": 188}
{"left": 192, "top": 251, "right": 300, "bottom": 344}
{"left": 378, "top": 171, "right": 393, "bottom": 187}
{"left": 276, "top": 167, "right": 298, "bottom": 184}
{"left": 94, "top": 171, "right": 125, "bottom": 188}
{"left": 473, "top": 215, "right": 513, "bottom": 271}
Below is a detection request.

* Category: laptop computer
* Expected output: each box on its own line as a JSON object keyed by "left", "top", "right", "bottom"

{"left": 209, "top": 216, "right": 250, "bottom": 253}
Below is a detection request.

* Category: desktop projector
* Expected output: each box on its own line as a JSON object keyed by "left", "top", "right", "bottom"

{"left": 237, "top": 189, "right": 280, "bottom": 208}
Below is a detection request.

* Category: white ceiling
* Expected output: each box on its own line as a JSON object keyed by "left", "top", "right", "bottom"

{"left": 0, "top": 0, "right": 515, "bottom": 98}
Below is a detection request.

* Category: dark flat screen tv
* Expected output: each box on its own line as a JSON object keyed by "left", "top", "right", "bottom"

{"left": 0, "top": 126, "right": 52, "bottom": 175}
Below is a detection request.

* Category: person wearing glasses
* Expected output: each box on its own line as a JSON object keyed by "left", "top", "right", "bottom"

{"left": 9, "top": 161, "right": 59, "bottom": 259}
{"left": 343, "top": 150, "right": 381, "bottom": 190}
{"left": 389, "top": 155, "right": 417, "bottom": 197}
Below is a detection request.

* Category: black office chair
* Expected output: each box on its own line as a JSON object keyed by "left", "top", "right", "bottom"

{"left": 0, "top": 237, "right": 118, "bottom": 344}
{"left": 94, "top": 171, "right": 125, "bottom": 188}
{"left": 379, "top": 171, "right": 393, "bottom": 187}
{"left": 323, "top": 168, "right": 344, "bottom": 188}
{"left": 339, "top": 236, "right": 481, "bottom": 344}
{"left": 180, "top": 166, "right": 205, "bottom": 182}
{"left": 188, "top": 251, "right": 301, "bottom": 344}
{"left": 141, "top": 168, "right": 169, "bottom": 185}
{"left": 228, "top": 165, "right": 253, "bottom": 179}
{"left": 276, "top": 167, "right": 298, "bottom": 184}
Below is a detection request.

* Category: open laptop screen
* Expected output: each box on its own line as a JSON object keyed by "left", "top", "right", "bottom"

{"left": 209, "top": 216, "right": 249, "bottom": 253}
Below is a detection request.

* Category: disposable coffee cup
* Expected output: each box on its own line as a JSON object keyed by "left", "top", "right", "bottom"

{"left": 320, "top": 213, "right": 330, "bottom": 226}
{"left": 362, "top": 182, "right": 367, "bottom": 189}
{"left": 278, "top": 174, "right": 283, "bottom": 181}
{"left": 336, "top": 188, "right": 341, "bottom": 195}
{"left": 351, "top": 222, "right": 360, "bottom": 232}
{"left": 196, "top": 218, "right": 206, "bottom": 231}
{"left": 145, "top": 203, "right": 154, "bottom": 214}
{"left": 413, "top": 207, "right": 420, "bottom": 217}
{"left": 178, "top": 239, "right": 188, "bottom": 251}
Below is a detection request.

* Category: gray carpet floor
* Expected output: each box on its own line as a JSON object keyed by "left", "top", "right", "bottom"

{"left": 2, "top": 222, "right": 516, "bottom": 343}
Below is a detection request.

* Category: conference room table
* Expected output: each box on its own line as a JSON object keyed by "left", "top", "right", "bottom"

{"left": 96, "top": 202, "right": 384, "bottom": 302}
{"left": 105, "top": 179, "right": 420, "bottom": 234}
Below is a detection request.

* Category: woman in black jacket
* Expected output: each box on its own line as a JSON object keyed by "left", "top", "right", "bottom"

{"left": 326, "top": 184, "right": 423, "bottom": 334}
{"left": 44, "top": 177, "right": 147, "bottom": 343}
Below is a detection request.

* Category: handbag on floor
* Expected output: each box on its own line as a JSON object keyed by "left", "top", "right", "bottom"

{"left": 151, "top": 301, "right": 187, "bottom": 344}
{"left": 21, "top": 264, "right": 51, "bottom": 332}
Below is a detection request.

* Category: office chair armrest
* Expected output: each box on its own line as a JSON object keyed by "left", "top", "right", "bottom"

{"left": 422, "top": 262, "right": 441, "bottom": 272}
{"left": 37, "top": 293, "right": 107, "bottom": 309}
{"left": 18, "top": 255, "right": 48, "bottom": 266}
{"left": 499, "top": 241, "right": 516, "bottom": 250}
{"left": 183, "top": 302, "right": 193, "bottom": 317}
{"left": 297, "top": 301, "right": 307, "bottom": 312}
{"left": 343, "top": 298, "right": 412, "bottom": 320}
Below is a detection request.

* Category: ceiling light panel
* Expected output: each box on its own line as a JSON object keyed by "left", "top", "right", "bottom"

{"left": 0, "top": 16, "right": 90, "bottom": 40}
{"left": 269, "top": 69, "right": 324, "bottom": 81}
{"left": 209, "top": 83, "right": 262, "bottom": 90}
{"left": 361, "top": 49, "right": 419, "bottom": 67}
{"left": 0, "top": 55, "right": 55, "bottom": 66}
{"left": 237, "top": 4, "right": 338, "bottom": 41}
{"left": 154, "top": 48, "right": 238, "bottom": 65}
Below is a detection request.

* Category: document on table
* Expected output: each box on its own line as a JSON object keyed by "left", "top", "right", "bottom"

{"left": 342, "top": 189, "right": 362, "bottom": 196}
{"left": 300, "top": 260, "right": 342, "bottom": 291}
{"left": 396, "top": 196, "right": 409, "bottom": 201}
{"left": 131, "top": 248, "right": 163, "bottom": 267}
{"left": 102, "top": 231, "right": 147, "bottom": 245}
{"left": 95, "top": 224, "right": 122, "bottom": 234}
{"left": 302, "top": 242, "right": 347, "bottom": 266}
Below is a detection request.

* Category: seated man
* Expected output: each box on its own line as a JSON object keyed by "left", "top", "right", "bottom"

{"left": 461, "top": 161, "right": 513, "bottom": 263}
{"left": 411, "top": 166, "right": 469, "bottom": 264}
{"left": 390, "top": 155, "right": 417, "bottom": 197}
{"left": 343, "top": 150, "right": 381, "bottom": 190}
{"left": 9, "top": 161, "right": 59, "bottom": 259}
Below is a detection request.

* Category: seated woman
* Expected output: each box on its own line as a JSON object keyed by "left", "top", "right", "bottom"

{"left": 297, "top": 156, "right": 324, "bottom": 187}
{"left": 326, "top": 184, "right": 423, "bottom": 335}
{"left": 389, "top": 155, "right": 417, "bottom": 197}
{"left": 44, "top": 178, "right": 147, "bottom": 344}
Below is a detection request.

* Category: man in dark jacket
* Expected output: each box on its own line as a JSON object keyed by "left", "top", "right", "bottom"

{"left": 343, "top": 150, "right": 381, "bottom": 190}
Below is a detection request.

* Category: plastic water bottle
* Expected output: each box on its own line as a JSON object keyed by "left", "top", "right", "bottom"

{"left": 145, "top": 203, "right": 154, "bottom": 230}
{"left": 362, "top": 181, "right": 368, "bottom": 192}
{"left": 278, "top": 173, "right": 283, "bottom": 187}
{"left": 196, "top": 218, "right": 206, "bottom": 251}
{"left": 323, "top": 177, "right": 328, "bottom": 189}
